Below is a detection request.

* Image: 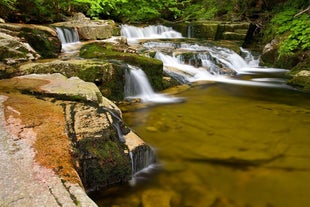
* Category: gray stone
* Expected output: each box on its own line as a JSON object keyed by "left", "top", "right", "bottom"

{"left": 0, "top": 95, "right": 97, "bottom": 207}
{"left": 0, "top": 31, "right": 40, "bottom": 65}
{"left": 52, "top": 15, "right": 118, "bottom": 40}
{"left": 0, "top": 23, "right": 61, "bottom": 60}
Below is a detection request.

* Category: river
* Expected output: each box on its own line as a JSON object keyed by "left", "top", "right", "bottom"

{"left": 91, "top": 25, "right": 310, "bottom": 207}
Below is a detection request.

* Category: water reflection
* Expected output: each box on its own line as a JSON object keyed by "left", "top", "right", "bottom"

{"left": 93, "top": 82, "right": 310, "bottom": 207}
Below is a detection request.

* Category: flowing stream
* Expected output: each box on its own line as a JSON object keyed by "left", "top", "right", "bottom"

{"left": 92, "top": 25, "right": 310, "bottom": 207}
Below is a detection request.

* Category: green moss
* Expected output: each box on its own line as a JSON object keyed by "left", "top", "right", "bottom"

{"left": 19, "top": 28, "right": 60, "bottom": 58}
{"left": 289, "top": 54, "right": 310, "bottom": 75}
{"left": 288, "top": 76, "right": 310, "bottom": 91}
{"left": 287, "top": 55, "right": 310, "bottom": 91}
{"left": 80, "top": 42, "right": 165, "bottom": 91}
{"left": 78, "top": 136, "right": 131, "bottom": 190}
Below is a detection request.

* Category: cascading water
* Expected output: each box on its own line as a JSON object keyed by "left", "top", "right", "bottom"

{"left": 151, "top": 43, "right": 289, "bottom": 88}
{"left": 119, "top": 24, "right": 290, "bottom": 88}
{"left": 124, "top": 65, "right": 182, "bottom": 103}
{"left": 120, "top": 24, "right": 182, "bottom": 44}
{"left": 56, "top": 27, "right": 80, "bottom": 53}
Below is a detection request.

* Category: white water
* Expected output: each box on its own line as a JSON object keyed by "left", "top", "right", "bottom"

{"left": 120, "top": 24, "right": 182, "bottom": 44}
{"left": 124, "top": 65, "right": 182, "bottom": 103}
{"left": 154, "top": 44, "right": 289, "bottom": 88}
{"left": 56, "top": 27, "right": 81, "bottom": 53}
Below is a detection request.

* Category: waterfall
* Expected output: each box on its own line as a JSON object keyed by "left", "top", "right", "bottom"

{"left": 120, "top": 24, "right": 182, "bottom": 44}
{"left": 124, "top": 65, "right": 182, "bottom": 103}
{"left": 240, "top": 47, "right": 259, "bottom": 66}
{"left": 154, "top": 44, "right": 289, "bottom": 88}
{"left": 187, "top": 25, "right": 193, "bottom": 38}
{"left": 128, "top": 145, "right": 157, "bottom": 186}
{"left": 56, "top": 27, "right": 80, "bottom": 53}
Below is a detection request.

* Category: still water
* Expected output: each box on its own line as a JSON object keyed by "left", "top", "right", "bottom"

{"left": 92, "top": 24, "right": 310, "bottom": 207}
{"left": 93, "top": 79, "right": 310, "bottom": 207}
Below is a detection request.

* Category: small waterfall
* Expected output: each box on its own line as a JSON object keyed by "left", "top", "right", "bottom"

{"left": 155, "top": 52, "right": 215, "bottom": 83}
{"left": 56, "top": 27, "right": 80, "bottom": 53}
{"left": 187, "top": 25, "right": 193, "bottom": 38}
{"left": 120, "top": 24, "right": 182, "bottom": 44}
{"left": 155, "top": 44, "right": 289, "bottom": 88}
{"left": 129, "top": 144, "right": 157, "bottom": 186}
{"left": 124, "top": 65, "right": 182, "bottom": 103}
{"left": 240, "top": 47, "right": 259, "bottom": 66}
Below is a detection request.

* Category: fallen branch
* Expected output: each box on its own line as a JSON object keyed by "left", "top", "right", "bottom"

{"left": 294, "top": 5, "right": 310, "bottom": 17}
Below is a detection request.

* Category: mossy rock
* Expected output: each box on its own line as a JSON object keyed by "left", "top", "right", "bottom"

{"left": 80, "top": 42, "right": 165, "bottom": 91}
{"left": 194, "top": 23, "right": 219, "bottom": 39}
{"left": 287, "top": 53, "right": 310, "bottom": 91}
{"left": 288, "top": 71, "right": 310, "bottom": 91}
{"left": 19, "top": 59, "right": 125, "bottom": 101}
{"left": 289, "top": 51, "right": 310, "bottom": 75}
{"left": 78, "top": 137, "right": 131, "bottom": 191}
{"left": 0, "top": 64, "right": 16, "bottom": 79}
{"left": 19, "top": 27, "right": 61, "bottom": 58}
{"left": 222, "top": 32, "right": 246, "bottom": 41}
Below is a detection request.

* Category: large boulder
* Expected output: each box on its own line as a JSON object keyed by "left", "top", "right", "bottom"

{"left": 0, "top": 23, "right": 61, "bottom": 59}
{"left": 0, "top": 28, "right": 40, "bottom": 65}
{"left": 0, "top": 91, "right": 97, "bottom": 206}
{"left": 52, "top": 13, "right": 119, "bottom": 40}
{"left": 260, "top": 38, "right": 300, "bottom": 69}
{"left": 0, "top": 73, "right": 156, "bottom": 198}
{"left": 18, "top": 59, "right": 126, "bottom": 101}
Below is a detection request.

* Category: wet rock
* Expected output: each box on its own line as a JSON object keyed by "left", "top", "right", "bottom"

{"left": 288, "top": 70, "right": 310, "bottom": 91}
{"left": 124, "top": 131, "right": 156, "bottom": 174}
{"left": 0, "top": 73, "right": 156, "bottom": 202}
{"left": 63, "top": 102, "right": 131, "bottom": 192}
{"left": 79, "top": 42, "right": 165, "bottom": 92}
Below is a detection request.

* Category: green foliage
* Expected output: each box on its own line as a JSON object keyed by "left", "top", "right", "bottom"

{"left": 0, "top": 0, "right": 16, "bottom": 19}
{"left": 0, "top": 0, "right": 16, "bottom": 10}
{"left": 265, "top": 7, "right": 310, "bottom": 56}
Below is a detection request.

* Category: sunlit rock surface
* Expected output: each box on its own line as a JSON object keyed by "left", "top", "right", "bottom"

{"left": 0, "top": 94, "right": 98, "bottom": 207}
{"left": 0, "top": 73, "right": 156, "bottom": 205}
{"left": 18, "top": 59, "right": 126, "bottom": 102}
{"left": 52, "top": 13, "right": 118, "bottom": 40}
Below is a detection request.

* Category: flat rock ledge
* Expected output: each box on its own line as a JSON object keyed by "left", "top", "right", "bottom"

{"left": 0, "top": 95, "right": 97, "bottom": 207}
{"left": 0, "top": 73, "right": 155, "bottom": 206}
